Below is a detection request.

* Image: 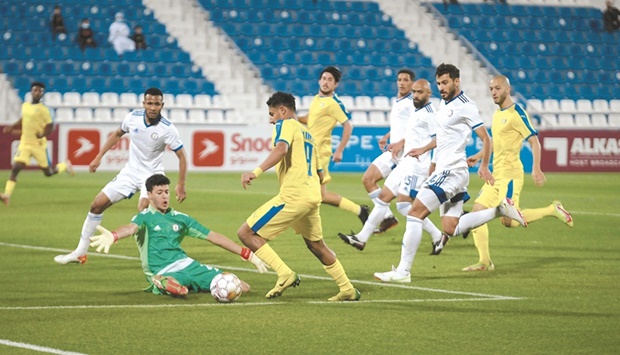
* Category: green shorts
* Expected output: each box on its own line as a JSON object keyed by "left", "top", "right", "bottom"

{"left": 151, "top": 260, "right": 222, "bottom": 294}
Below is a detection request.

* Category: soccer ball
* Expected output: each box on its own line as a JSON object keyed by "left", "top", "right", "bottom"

{"left": 210, "top": 272, "right": 242, "bottom": 303}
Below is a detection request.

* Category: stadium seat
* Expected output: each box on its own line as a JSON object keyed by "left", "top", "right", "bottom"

{"left": 557, "top": 114, "right": 575, "bottom": 127}
{"left": 75, "top": 108, "right": 94, "bottom": 121}
{"left": 590, "top": 114, "right": 608, "bottom": 127}
{"left": 351, "top": 111, "right": 368, "bottom": 124}
{"left": 55, "top": 108, "right": 75, "bottom": 122}
{"left": 101, "top": 92, "right": 120, "bottom": 107}
{"left": 94, "top": 108, "right": 112, "bottom": 121}
{"left": 44, "top": 92, "right": 63, "bottom": 107}
{"left": 188, "top": 109, "right": 206, "bottom": 122}
{"left": 559, "top": 99, "right": 576, "bottom": 113}
{"left": 120, "top": 93, "right": 139, "bottom": 108}
{"left": 372, "top": 96, "right": 390, "bottom": 110}
{"left": 368, "top": 111, "right": 386, "bottom": 124}
{"left": 175, "top": 94, "right": 193, "bottom": 108}
{"left": 540, "top": 114, "right": 558, "bottom": 127}
{"left": 526, "top": 99, "right": 543, "bottom": 112}
{"left": 576, "top": 99, "right": 594, "bottom": 113}
{"left": 82, "top": 92, "right": 100, "bottom": 107}
{"left": 574, "top": 114, "right": 591, "bottom": 127}
{"left": 62, "top": 92, "right": 81, "bottom": 107}
{"left": 592, "top": 99, "right": 610, "bottom": 113}
{"left": 194, "top": 94, "right": 212, "bottom": 108}
{"left": 354, "top": 96, "right": 373, "bottom": 110}
{"left": 207, "top": 110, "right": 225, "bottom": 123}
{"left": 169, "top": 108, "right": 187, "bottom": 121}
{"left": 543, "top": 99, "right": 560, "bottom": 112}
{"left": 112, "top": 108, "right": 130, "bottom": 120}
{"left": 608, "top": 113, "right": 620, "bottom": 127}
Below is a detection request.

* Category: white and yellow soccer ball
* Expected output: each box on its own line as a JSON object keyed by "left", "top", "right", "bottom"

{"left": 209, "top": 272, "right": 242, "bottom": 303}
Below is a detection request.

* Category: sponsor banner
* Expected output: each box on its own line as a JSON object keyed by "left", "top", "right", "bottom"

{"left": 58, "top": 123, "right": 273, "bottom": 172}
{"left": 0, "top": 125, "right": 59, "bottom": 169}
{"left": 540, "top": 130, "right": 620, "bottom": 172}
{"left": 330, "top": 126, "right": 535, "bottom": 173}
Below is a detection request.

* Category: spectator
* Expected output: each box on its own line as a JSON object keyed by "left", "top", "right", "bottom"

{"left": 50, "top": 5, "right": 66, "bottom": 40}
{"left": 77, "top": 19, "right": 97, "bottom": 52}
{"left": 603, "top": 0, "right": 620, "bottom": 32}
{"left": 108, "top": 12, "right": 135, "bottom": 57}
{"left": 131, "top": 25, "right": 147, "bottom": 50}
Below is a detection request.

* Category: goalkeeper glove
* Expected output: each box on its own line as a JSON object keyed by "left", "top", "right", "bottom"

{"left": 240, "top": 247, "right": 270, "bottom": 273}
{"left": 89, "top": 225, "right": 119, "bottom": 254}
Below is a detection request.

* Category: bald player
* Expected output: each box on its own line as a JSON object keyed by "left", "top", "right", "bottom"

{"left": 461, "top": 75, "right": 574, "bottom": 272}
{"left": 338, "top": 79, "right": 442, "bottom": 251}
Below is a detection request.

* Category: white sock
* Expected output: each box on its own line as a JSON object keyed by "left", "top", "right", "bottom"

{"left": 453, "top": 208, "right": 498, "bottom": 236}
{"left": 357, "top": 200, "right": 389, "bottom": 242}
{"left": 396, "top": 202, "right": 411, "bottom": 217}
{"left": 383, "top": 205, "right": 394, "bottom": 219}
{"left": 75, "top": 212, "right": 103, "bottom": 255}
{"left": 423, "top": 217, "right": 442, "bottom": 243}
{"left": 368, "top": 189, "right": 381, "bottom": 206}
{"left": 396, "top": 216, "right": 423, "bottom": 276}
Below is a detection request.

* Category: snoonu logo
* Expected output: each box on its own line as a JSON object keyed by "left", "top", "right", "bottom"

{"left": 68, "top": 129, "right": 100, "bottom": 165}
{"left": 193, "top": 132, "right": 224, "bottom": 166}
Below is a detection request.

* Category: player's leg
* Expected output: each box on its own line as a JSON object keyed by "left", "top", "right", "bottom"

{"left": 2, "top": 144, "right": 30, "bottom": 205}
{"left": 401, "top": 171, "right": 443, "bottom": 250}
{"left": 238, "top": 196, "right": 299, "bottom": 298}
{"left": 363, "top": 152, "right": 397, "bottom": 228}
{"left": 297, "top": 208, "right": 360, "bottom": 301}
{"left": 516, "top": 202, "right": 573, "bottom": 228}
{"left": 320, "top": 156, "right": 369, "bottom": 224}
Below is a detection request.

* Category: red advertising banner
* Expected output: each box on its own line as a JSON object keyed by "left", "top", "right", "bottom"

{"left": 1, "top": 125, "right": 59, "bottom": 169}
{"left": 540, "top": 130, "right": 620, "bottom": 172}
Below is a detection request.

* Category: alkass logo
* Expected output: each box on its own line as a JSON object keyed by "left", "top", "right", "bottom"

{"left": 68, "top": 130, "right": 100, "bottom": 165}
{"left": 193, "top": 132, "right": 224, "bottom": 166}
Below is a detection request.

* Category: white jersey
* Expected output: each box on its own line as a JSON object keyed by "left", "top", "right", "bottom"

{"left": 119, "top": 109, "right": 183, "bottom": 176}
{"left": 404, "top": 101, "right": 437, "bottom": 176}
{"left": 434, "top": 91, "right": 483, "bottom": 172}
{"left": 108, "top": 21, "right": 131, "bottom": 42}
{"left": 389, "top": 93, "right": 413, "bottom": 144}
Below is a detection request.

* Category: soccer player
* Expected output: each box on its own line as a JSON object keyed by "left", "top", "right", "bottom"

{"left": 0, "top": 81, "right": 74, "bottom": 206}
{"left": 374, "top": 64, "right": 527, "bottom": 283}
{"left": 238, "top": 91, "right": 360, "bottom": 301}
{"left": 361, "top": 69, "right": 415, "bottom": 234}
{"left": 54, "top": 87, "right": 188, "bottom": 265}
{"left": 89, "top": 174, "right": 268, "bottom": 296}
{"left": 460, "top": 75, "right": 573, "bottom": 271}
{"left": 339, "top": 79, "right": 443, "bottom": 251}
{"left": 298, "top": 66, "right": 369, "bottom": 225}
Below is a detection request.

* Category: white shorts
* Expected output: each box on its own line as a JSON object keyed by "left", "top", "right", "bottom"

{"left": 383, "top": 157, "right": 429, "bottom": 198}
{"left": 371, "top": 151, "right": 398, "bottom": 178}
{"left": 415, "top": 168, "right": 470, "bottom": 217}
{"left": 101, "top": 169, "right": 162, "bottom": 204}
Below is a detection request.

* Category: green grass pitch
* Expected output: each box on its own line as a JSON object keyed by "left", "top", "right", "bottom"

{"left": 0, "top": 171, "right": 618, "bottom": 354}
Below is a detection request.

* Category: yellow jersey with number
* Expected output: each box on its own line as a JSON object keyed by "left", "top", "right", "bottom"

{"left": 491, "top": 103, "right": 537, "bottom": 179}
{"left": 307, "top": 94, "right": 350, "bottom": 157}
{"left": 20, "top": 102, "right": 52, "bottom": 145}
{"left": 273, "top": 118, "right": 321, "bottom": 204}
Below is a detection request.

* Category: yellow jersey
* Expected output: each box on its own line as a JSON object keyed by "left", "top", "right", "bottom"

{"left": 273, "top": 118, "right": 321, "bottom": 205}
{"left": 20, "top": 102, "right": 53, "bottom": 145}
{"left": 307, "top": 94, "right": 351, "bottom": 157}
{"left": 491, "top": 103, "right": 537, "bottom": 179}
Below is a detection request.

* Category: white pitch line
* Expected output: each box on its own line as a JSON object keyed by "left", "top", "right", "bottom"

{"left": 0, "top": 339, "right": 86, "bottom": 355}
{"left": 0, "top": 241, "right": 520, "bottom": 300}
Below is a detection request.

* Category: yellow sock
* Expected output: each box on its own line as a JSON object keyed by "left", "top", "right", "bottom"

{"left": 56, "top": 162, "right": 67, "bottom": 174}
{"left": 324, "top": 259, "right": 353, "bottom": 291}
{"left": 339, "top": 197, "right": 360, "bottom": 215}
{"left": 472, "top": 223, "right": 491, "bottom": 265}
{"left": 255, "top": 243, "right": 293, "bottom": 278}
{"left": 5, "top": 180, "right": 16, "bottom": 196}
{"left": 522, "top": 204, "right": 555, "bottom": 224}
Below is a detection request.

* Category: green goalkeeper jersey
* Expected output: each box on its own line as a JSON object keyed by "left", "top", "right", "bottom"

{"left": 131, "top": 205, "right": 211, "bottom": 277}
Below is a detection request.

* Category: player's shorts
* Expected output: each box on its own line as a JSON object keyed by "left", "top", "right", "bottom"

{"left": 382, "top": 156, "right": 428, "bottom": 198}
{"left": 13, "top": 142, "right": 50, "bottom": 168}
{"left": 318, "top": 153, "right": 332, "bottom": 185}
{"left": 371, "top": 151, "right": 398, "bottom": 178}
{"left": 156, "top": 259, "right": 222, "bottom": 294}
{"left": 102, "top": 169, "right": 163, "bottom": 204}
{"left": 475, "top": 177, "right": 524, "bottom": 209}
{"left": 246, "top": 194, "right": 323, "bottom": 241}
{"left": 416, "top": 168, "right": 470, "bottom": 217}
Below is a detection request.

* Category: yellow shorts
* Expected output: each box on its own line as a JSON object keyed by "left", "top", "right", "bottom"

{"left": 319, "top": 154, "right": 332, "bottom": 185}
{"left": 13, "top": 142, "right": 50, "bottom": 168}
{"left": 246, "top": 195, "right": 323, "bottom": 241}
{"left": 475, "top": 177, "right": 523, "bottom": 209}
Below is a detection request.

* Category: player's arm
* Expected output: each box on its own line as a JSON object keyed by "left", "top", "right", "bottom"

{"left": 297, "top": 113, "right": 308, "bottom": 125}
{"left": 474, "top": 125, "right": 494, "bottom": 186}
{"left": 333, "top": 120, "right": 352, "bottom": 162}
{"left": 241, "top": 140, "right": 288, "bottom": 189}
{"left": 174, "top": 147, "right": 187, "bottom": 202}
{"left": 90, "top": 127, "right": 125, "bottom": 173}
{"left": 406, "top": 138, "right": 437, "bottom": 159}
{"left": 37, "top": 123, "right": 54, "bottom": 138}
{"left": 379, "top": 132, "right": 390, "bottom": 151}
{"left": 205, "top": 231, "right": 270, "bottom": 273}
{"left": 89, "top": 224, "right": 139, "bottom": 253}
{"left": 3, "top": 118, "right": 22, "bottom": 134}
{"left": 527, "top": 135, "right": 546, "bottom": 187}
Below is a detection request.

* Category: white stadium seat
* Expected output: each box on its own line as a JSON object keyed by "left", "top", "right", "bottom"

{"left": 188, "top": 109, "right": 206, "bottom": 122}
{"left": 557, "top": 114, "right": 575, "bottom": 127}
{"left": 175, "top": 94, "right": 193, "bottom": 108}
{"left": 101, "top": 92, "right": 119, "bottom": 107}
{"left": 119, "top": 93, "right": 139, "bottom": 108}
{"left": 169, "top": 108, "right": 187, "bottom": 121}
{"left": 55, "top": 107, "right": 74, "bottom": 121}
{"left": 94, "top": 108, "right": 112, "bottom": 121}
{"left": 526, "top": 99, "right": 543, "bottom": 112}
{"left": 43, "top": 92, "right": 62, "bottom": 107}
{"left": 194, "top": 94, "right": 212, "bottom": 108}
{"left": 592, "top": 99, "right": 610, "bottom": 113}
{"left": 351, "top": 111, "right": 369, "bottom": 123}
{"left": 559, "top": 99, "right": 576, "bottom": 113}
{"left": 111, "top": 108, "right": 130, "bottom": 120}
{"left": 369, "top": 111, "right": 386, "bottom": 124}
{"left": 354, "top": 96, "right": 373, "bottom": 110}
{"left": 575, "top": 99, "right": 593, "bottom": 113}
{"left": 163, "top": 93, "right": 175, "bottom": 107}
{"left": 301, "top": 95, "right": 314, "bottom": 109}
{"left": 372, "top": 96, "right": 391, "bottom": 110}
{"left": 590, "top": 114, "right": 608, "bottom": 127}
{"left": 609, "top": 113, "right": 620, "bottom": 127}
{"left": 574, "top": 114, "right": 591, "bottom": 127}
{"left": 212, "top": 95, "right": 230, "bottom": 108}
{"left": 75, "top": 108, "right": 94, "bottom": 121}
{"left": 609, "top": 100, "right": 620, "bottom": 112}
{"left": 337, "top": 95, "right": 354, "bottom": 110}
{"left": 62, "top": 92, "right": 81, "bottom": 107}
{"left": 81, "top": 92, "right": 100, "bottom": 107}
{"left": 542, "top": 99, "right": 560, "bottom": 112}
{"left": 225, "top": 110, "right": 243, "bottom": 123}
{"left": 207, "top": 110, "right": 224, "bottom": 123}
{"left": 540, "top": 114, "right": 558, "bottom": 127}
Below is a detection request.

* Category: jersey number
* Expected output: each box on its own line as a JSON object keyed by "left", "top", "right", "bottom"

{"left": 304, "top": 142, "right": 313, "bottom": 176}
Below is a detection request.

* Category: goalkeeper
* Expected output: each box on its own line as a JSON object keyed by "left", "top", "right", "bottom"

{"left": 89, "top": 174, "right": 270, "bottom": 296}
